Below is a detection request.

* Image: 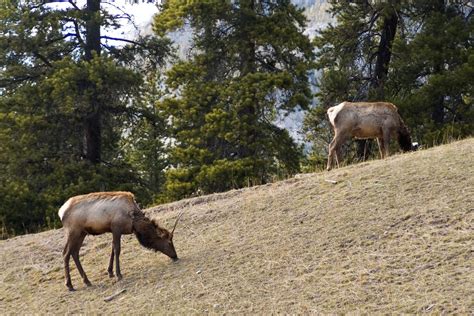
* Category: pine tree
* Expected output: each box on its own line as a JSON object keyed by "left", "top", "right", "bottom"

{"left": 154, "top": 0, "right": 314, "bottom": 200}
{"left": 388, "top": 0, "right": 473, "bottom": 145}
{"left": 120, "top": 72, "right": 169, "bottom": 203}
{"left": 304, "top": 1, "right": 399, "bottom": 165}
{"left": 304, "top": 0, "right": 473, "bottom": 168}
{"left": 0, "top": 0, "right": 170, "bottom": 236}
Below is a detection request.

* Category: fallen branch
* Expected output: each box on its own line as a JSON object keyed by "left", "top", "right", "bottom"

{"left": 325, "top": 179, "right": 338, "bottom": 184}
{"left": 104, "top": 289, "right": 126, "bottom": 302}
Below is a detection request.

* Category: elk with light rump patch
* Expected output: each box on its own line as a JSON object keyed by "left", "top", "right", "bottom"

{"left": 58, "top": 191, "right": 182, "bottom": 291}
{"left": 326, "top": 101, "right": 413, "bottom": 170}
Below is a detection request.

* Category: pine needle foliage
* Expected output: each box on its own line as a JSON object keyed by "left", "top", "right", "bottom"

{"left": 154, "top": 0, "right": 314, "bottom": 200}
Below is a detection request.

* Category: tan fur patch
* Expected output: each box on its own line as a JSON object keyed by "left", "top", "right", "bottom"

{"left": 345, "top": 101, "right": 398, "bottom": 112}
{"left": 69, "top": 191, "right": 135, "bottom": 208}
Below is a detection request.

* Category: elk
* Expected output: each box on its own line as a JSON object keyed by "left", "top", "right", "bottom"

{"left": 326, "top": 101, "right": 412, "bottom": 170}
{"left": 58, "top": 191, "right": 183, "bottom": 291}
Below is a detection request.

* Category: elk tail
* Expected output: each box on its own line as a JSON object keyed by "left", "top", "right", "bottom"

{"left": 397, "top": 115, "right": 412, "bottom": 152}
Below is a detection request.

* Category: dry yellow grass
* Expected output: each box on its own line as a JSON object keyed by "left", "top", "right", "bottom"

{"left": 1, "top": 139, "right": 473, "bottom": 314}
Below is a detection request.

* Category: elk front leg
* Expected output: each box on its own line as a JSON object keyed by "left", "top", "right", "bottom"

{"left": 107, "top": 246, "right": 115, "bottom": 278}
{"left": 376, "top": 138, "right": 384, "bottom": 159}
{"left": 382, "top": 131, "right": 390, "bottom": 158}
{"left": 63, "top": 247, "right": 74, "bottom": 291}
{"left": 112, "top": 232, "right": 122, "bottom": 281}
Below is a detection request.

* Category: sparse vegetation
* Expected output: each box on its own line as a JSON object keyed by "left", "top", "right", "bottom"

{"left": 1, "top": 139, "right": 472, "bottom": 314}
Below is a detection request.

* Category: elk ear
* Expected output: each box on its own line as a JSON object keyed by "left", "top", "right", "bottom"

{"left": 151, "top": 218, "right": 159, "bottom": 228}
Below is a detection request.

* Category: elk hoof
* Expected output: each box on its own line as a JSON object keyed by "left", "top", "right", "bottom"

{"left": 108, "top": 271, "right": 114, "bottom": 278}
{"left": 116, "top": 274, "right": 123, "bottom": 281}
{"left": 85, "top": 280, "right": 92, "bottom": 287}
{"left": 67, "top": 286, "right": 75, "bottom": 292}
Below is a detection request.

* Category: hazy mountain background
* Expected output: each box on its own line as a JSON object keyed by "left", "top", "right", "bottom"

{"left": 130, "top": 0, "right": 334, "bottom": 143}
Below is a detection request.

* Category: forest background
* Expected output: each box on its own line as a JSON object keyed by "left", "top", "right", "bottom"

{"left": 0, "top": 0, "right": 472, "bottom": 237}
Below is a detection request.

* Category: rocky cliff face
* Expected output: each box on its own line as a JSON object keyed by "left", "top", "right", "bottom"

{"left": 295, "top": 0, "right": 334, "bottom": 38}
{"left": 280, "top": 1, "right": 333, "bottom": 143}
{"left": 136, "top": 1, "right": 333, "bottom": 55}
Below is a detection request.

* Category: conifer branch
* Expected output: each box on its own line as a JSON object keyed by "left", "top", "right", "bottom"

{"left": 101, "top": 36, "right": 142, "bottom": 47}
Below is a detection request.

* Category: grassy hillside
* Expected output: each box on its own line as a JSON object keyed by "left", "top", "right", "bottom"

{"left": 1, "top": 139, "right": 473, "bottom": 314}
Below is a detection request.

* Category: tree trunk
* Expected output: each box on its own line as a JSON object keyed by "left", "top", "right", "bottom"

{"left": 237, "top": 0, "right": 258, "bottom": 159}
{"left": 83, "top": 0, "right": 102, "bottom": 163}
{"left": 359, "top": 7, "right": 398, "bottom": 161}
{"left": 431, "top": 92, "right": 444, "bottom": 125}
{"left": 85, "top": 0, "right": 101, "bottom": 61}
{"left": 431, "top": 0, "right": 445, "bottom": 125}
{"left": 83, "top": 112, "right": 101, "bottom": 163}
{"left": 370, "top": 8, "right": 398, "bottom": 100}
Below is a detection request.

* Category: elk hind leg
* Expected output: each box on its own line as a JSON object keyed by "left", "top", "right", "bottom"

{"left": 327, "top": 132, "right": 346, "bottom": 170}
{"left": 327, "top": 137, "right": 336, "bottom": 170}
{"left": 63, "top": 235, "right": 74, "bottom": 291}
{"left": 107, "top": 246, "right": 115, "bottom": 278}
{"left": 70, "top": 231, "right": 92, "bottom": 287}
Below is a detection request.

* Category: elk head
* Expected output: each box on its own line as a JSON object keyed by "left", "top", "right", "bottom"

{"left": 151, "top": 211, "right": 184, "bottom": 261}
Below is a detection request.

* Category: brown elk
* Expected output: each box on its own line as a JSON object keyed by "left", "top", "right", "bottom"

{"left": 58, "top": 191, "right": 183, "bottom": 291}
{"left": 326, "top": 101, "right": 412, "bottom": 170}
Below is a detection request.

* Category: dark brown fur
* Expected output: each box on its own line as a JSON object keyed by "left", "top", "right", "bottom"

{"left": 132, "top": 215, "right": 173, "bottom": 251}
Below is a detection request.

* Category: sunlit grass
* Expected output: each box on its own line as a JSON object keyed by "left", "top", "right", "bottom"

{"left": 1, "top": 138, "right": 473, "bottom": 314}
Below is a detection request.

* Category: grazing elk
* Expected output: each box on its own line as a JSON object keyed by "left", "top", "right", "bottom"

{"left": 326, "top": 101, "right": 412, "bottom": 170}
{"left": 58, "top": 191, "right": 183, "bottom": 291}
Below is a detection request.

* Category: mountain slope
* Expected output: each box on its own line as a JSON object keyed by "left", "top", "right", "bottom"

{"left": 1, "top": 139, "right": 473, "bottom": 314}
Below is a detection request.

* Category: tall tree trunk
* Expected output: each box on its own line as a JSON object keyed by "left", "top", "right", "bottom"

{"left": 83, "top": 111, "right": 101, "bottom": 163}
{"left": 431, "top": 98, "right": 444, "bottom": 124}
{"left": 431, "top": 82, "right": 445, "bottom": 125}
{"left": 237, "top": 0, "right": 258, "bottom": 160}
{"left": 83, "top": 0, "right": 102, "bottom": 163}
{"left": 371, "top": 8, "right": 398, "bottom": 100}
{"left": 431, "top": 0, "right": 445, "bottom": 125}
{"left": 359, "top": 7, "right": 398, "bottom": 161}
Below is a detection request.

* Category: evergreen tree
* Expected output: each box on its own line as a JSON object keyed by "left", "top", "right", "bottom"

{"left": 0, "top": 0, "right": 170, "bottom": 237}
{"left": 154, "top": 0, "right": 314, "bottom": 200}
{"left": 120, "top": 71, "right": 169, "bottom": 203}
{"left": 304, "top": 1, "right": 400, "bottom": 165}
{"left": 388, "top": 0, "right": 474, "bottom": 145}
{"left": 304, "top": 0, "right": 473, "bottom": 169}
